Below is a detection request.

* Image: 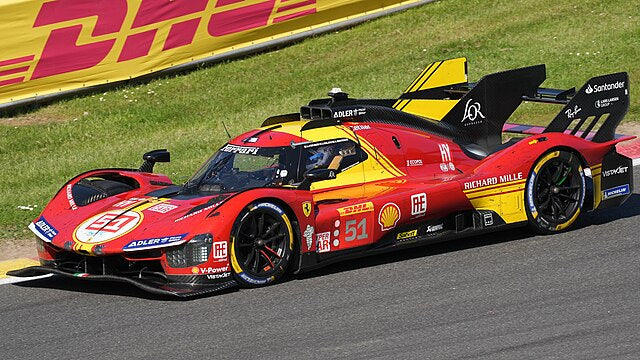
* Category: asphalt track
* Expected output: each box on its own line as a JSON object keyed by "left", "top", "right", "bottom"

{"left": 1, "top": 171, "right": 639, "bottom": 360}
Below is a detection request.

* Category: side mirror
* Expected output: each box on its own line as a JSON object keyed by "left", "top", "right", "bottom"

{"left": 139, "top": 149, "right": 170, "bottom": 173}
{"left": 298, "top": 168, "right": 337, "bottom": 190}
{"left": 305, "top": 168, "right": 337, "bottom": 181}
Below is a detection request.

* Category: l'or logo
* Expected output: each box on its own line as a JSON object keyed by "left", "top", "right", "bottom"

{"left": 462, "top": 98, "right": 485, "bottom": 125}
{"left": 302, "top": 201, "right": 312, "bottom": 217}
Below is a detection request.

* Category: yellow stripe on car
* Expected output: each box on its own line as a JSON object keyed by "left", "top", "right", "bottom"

{"left": 464, "top": 179, "right": 528, "bottom": 224}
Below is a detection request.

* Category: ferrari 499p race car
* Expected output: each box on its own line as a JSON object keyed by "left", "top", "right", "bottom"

{"left": 10, "top": 58, "right": 634, "bottom": 297}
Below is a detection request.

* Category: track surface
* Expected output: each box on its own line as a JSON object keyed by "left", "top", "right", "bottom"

{"left": 2, "top": 171, "right": 639, "bottom": 360}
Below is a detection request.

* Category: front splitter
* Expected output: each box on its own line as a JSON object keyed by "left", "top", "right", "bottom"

{"left": 7, "top": 266, "right": 238, "bottom": 298}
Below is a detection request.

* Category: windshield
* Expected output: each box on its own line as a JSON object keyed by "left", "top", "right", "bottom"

{"left": 185, "top": 144, "right": 300, "bottom": 194}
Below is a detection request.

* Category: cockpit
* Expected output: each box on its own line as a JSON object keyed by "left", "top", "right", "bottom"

{"left": 183, "top": 138, "right": 366, "bottom": 194}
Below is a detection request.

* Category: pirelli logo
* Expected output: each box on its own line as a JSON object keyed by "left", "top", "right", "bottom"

{"left": 337, "top": 202, "right": 374, "bottom": 216}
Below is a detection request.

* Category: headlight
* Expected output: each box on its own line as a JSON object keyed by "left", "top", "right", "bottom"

{"left": 165, "top": 233, "right": 213, "bottom": 268}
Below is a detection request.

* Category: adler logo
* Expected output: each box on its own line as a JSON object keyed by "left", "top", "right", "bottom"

{"left": 462, "top": 99, "right": 485, "bottom": 126}
{"left": 333, "top": 108, "right": 366, "bottom": 118}
{"left": 585, "top": 81, "right": 625, "bottom": 94}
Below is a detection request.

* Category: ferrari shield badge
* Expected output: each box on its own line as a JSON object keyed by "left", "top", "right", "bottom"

{"left": 302, "top": 201, "right": 312, "bottom": 217}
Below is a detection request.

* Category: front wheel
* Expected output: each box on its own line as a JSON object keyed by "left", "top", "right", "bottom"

{"left": 525, "top": 150, "right": 586, "bottom": 234}
{"left": 229, "top": 202, "right": 295, "bottom": 287}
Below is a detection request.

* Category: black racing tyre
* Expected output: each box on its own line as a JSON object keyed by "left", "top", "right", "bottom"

{"left": 525, "top": 150, "right": 586, "bottom": 234}
{"left": 229, "top": 202, "right": 295, "bottom": 287}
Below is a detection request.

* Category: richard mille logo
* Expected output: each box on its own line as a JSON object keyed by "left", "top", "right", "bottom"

{"left": 462, "top": 99, "right": 485, "bottom": 126}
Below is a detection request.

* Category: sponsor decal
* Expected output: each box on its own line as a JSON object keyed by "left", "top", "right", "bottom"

{"left": 174, "top": 202, "right": 220, "bottom": 222}
{"left": 483, "top": 213, "right": 494, "bottom": 227}
{"left": 351, "top": 124, "right": 371, "bottom": 131}
{"left": 464, "top": 172, "right": 523, "bottom": 190}
{"left": 378, "top": 203, "right": 400, "bottom": 231}
{"left": 302, "top": 201, "right": 312, "bottom": 217}
{"left": 595, "top": 96, "right": 620, "bottom": 109}
{"left": 221, "top": 144, "right": 258, "bottom": 154}
{"left": 411, "top": 193, "right": 427, "bottom": 217}
{"left": 603, "top": 184, "right": 630, "bottom": 199}
{"left": 585, "top": 81, "right": 625, "bottom": 94}
{"left": 113, "top": 197, "right": 146, "bottom": 208}
{"left": 439, "top": 143, "right": 452, "bottom": 162}
{"left": 303, "top": 224, "right": 314, "bottom": 251}
{"left": 527, "top": 172, "right": 537, "bottom": 214}
{"left": 206, "top": 272, "right": 231, "bottom": 280}
{"left": 337, "top": 202, "right": 374, "bottom": 216}
{"left": 333, "top": 108, "right": 366, "bottom": 118}
{"left": 425, "top": 223, "right": 444, "bottom": 233}
{"left": 74, "top": 210, "right": 142, "bottom": 244}
{"left": 147, "top": 203, "right": 178, "bottom": 214}
{"left": 602, "top": 165, "right": 629, "bottom": 177}
{"left": 239, "top": 272, "right": 271, "bottom": 285}
{"left": 244, "top": 137, "right": 259, "bottom": 143}
{"left": 564, "top": 104, "right": 582, "bottom": 119}
{"left": 316, "top": 232, "right": 331, "bottom": 253}
{"left": 212, "top": 241, "right": 227, "bottom": 260}
{"left": 123, "top": 233, "right": 187, "bottom": 251}
{"left": 303, "top": 138, "right": 349, "bottom": 149}
{"left": 66, "top": 184, "right": 78, "bottom": 210}
{"left": 396, "top": 229, "right": 417, "bottom": 240}
{"left": 438, "top": 143, "right": 455, "bottom": 172}
{"left": 33, "top": 216, "right": 58, "bottom": 241}
{"left": 461, "top": 98, "right": 485, "bottom": 126}
{"left": 254, "top": 202, "right": 285, "bottom": 215}
{"left": 198, "top": 265, "right": 230, "bottom": 274}
{"left": 406, "top": 159, "right": 423, "bottom": 167}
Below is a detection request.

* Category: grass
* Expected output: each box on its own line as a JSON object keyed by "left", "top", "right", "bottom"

{"left": 1, "top": 0, "right": 639, "bottom": 240}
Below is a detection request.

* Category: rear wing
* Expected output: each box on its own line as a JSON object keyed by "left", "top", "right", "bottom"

{"left": 395, "top": 58, "right": 630, "bottom": 149}
{"left": 277, "top": 59, "right": 630, "bottom": 155}
{"left": 543, "top": 72, "right": 629, "bottom": 143}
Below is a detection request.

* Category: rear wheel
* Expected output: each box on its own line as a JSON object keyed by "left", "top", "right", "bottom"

{"left": 229, "top": 202, "right": 294, "bottom": 287}
{"left": 525, "top": 150, "right": 586, "bottom": 234}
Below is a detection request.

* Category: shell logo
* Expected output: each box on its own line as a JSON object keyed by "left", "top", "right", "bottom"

{"left": 378, "top": 203, "right": 401, "bottom": 231}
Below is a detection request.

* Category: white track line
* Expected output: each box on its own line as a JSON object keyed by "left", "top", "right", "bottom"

{"left": 0, "top": 274, "right": 53, "bottom": 285}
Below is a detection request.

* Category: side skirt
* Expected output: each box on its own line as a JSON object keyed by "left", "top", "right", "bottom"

{"left": 295, "top": 210, "right": 527, "bottom": 274}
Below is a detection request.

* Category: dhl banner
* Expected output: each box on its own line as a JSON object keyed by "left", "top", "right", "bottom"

{"left": 0, "top": 0, "right": 433, "bottom": 109}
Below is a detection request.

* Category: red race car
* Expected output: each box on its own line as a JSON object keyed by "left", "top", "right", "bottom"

{"left": 11, "top": 58, "right": 634, "bottom": 297}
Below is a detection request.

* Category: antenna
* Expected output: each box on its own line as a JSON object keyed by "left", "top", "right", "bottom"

{"left": 221, "top": 121, "right": 232, "bottom": 139}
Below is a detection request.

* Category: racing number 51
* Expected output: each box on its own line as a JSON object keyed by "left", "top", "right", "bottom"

{"left": 345, "top": 219, "right": 368, "bottom": 241}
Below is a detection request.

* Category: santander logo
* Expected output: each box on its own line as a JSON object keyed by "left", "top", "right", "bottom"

{"left": 585, "top": 81, "right": 625, "bottom": 94}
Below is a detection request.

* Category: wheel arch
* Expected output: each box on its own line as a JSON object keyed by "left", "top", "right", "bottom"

{"left": 525, "top": 147, "right": 587, "bottom": 233}
{"left": 534, "top": 145, "right": 593, "bottom": 211}
{"left": 247, "top": 197, "right": 302, "bottom": 268}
